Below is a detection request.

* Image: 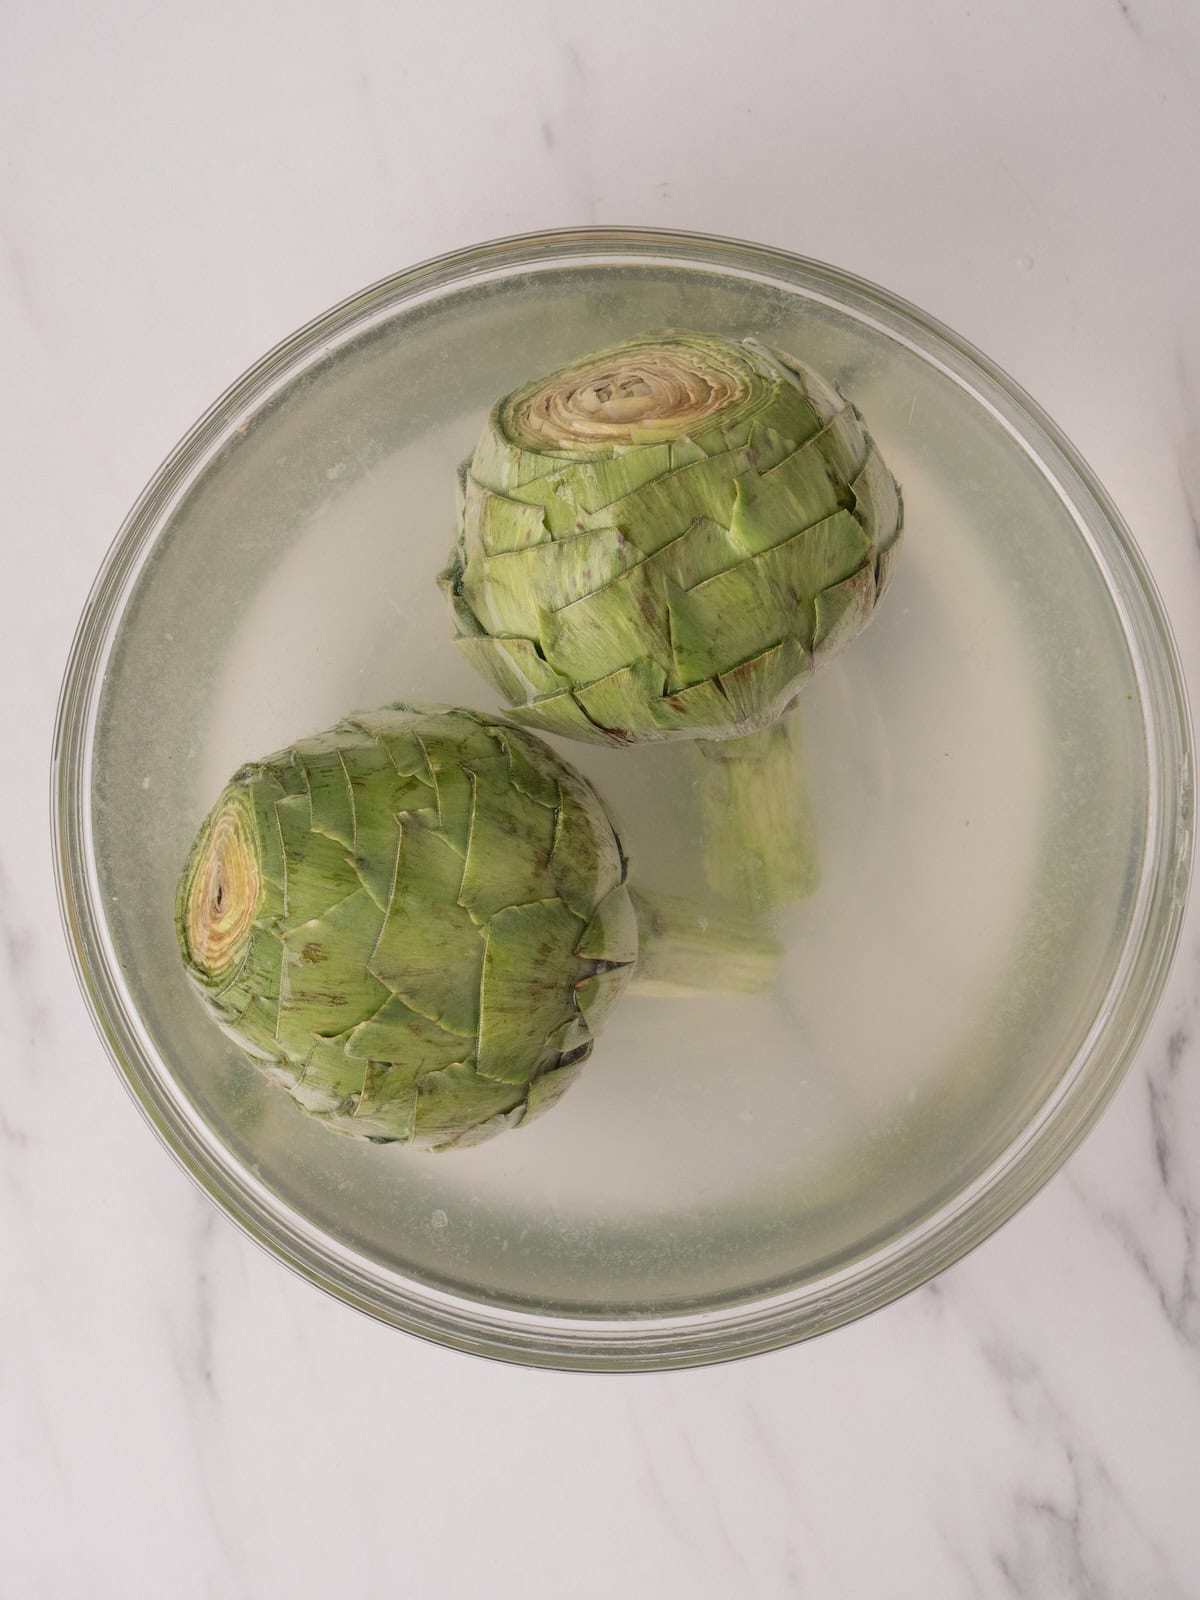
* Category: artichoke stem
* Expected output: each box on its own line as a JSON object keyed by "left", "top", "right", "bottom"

{"left": 691, "top": 719, "right": 819, "bottom": 912}
{"left": 627, "top": 888, "right": 781, "bottom": 998}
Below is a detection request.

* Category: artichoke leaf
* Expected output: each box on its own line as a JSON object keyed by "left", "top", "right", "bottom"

{"left": 418, "top": 738, "right": 477, "bottom": 860}
{"left": 574, "top": 966, "right": 633, "bottom": 1031}
{"left": 470, "top": 414, "right": 579, "bottom": 496}
{"left": 412, "top": 1059, "right": 525, "bottom": 1133}
{"left": 786, "top": 508, "right": 874, "bottom": 592}
{"left": 815, "top": 403, "right": 870, "bottom": 483}
{"left": 495, "top": 726, "right": 563, "bottom": 810}
{"left": 504, "top": 689, "right": 628, "bottom": 746}
{"left": 543, "top": 514, "right": 743, "bottom": 690}
{"left": 540, "top": 559, "right": 676, "bottom": 684}
{"left": 673, "top": 509, "right": 870, "bottom": 677}
{"left": 249, "top": 750, "right": 309, "bottom": 801}
{"left": 273, "top": 793, "right": 353, "bottom": 930}
{"left": 345, "top": 747, "right": 426, "bottom": 909}
{"left": 453, "top": 635, "right": 571, "bottom": 705}
{"left": 460, "top": 476, "right": 551, "bottom": 558}
{"left": 542, "top": 1013, "right": 593, "bottom": 1060}
{"left": 669, "top": 435, "right": 708, "bottom": 468}
{"left": 406, "top": 708, "right": 500, "bottom": 763}
{"left": 211, "top": 924, "right": 284, "bottom": 1018}
{"left": 523, "top": 1055, "right": 590, "bottom": 1125}
{"left": 575, "top": 427, "right": 792, "bottom": 551}
{"left": 293, "top": 1037, "right": 367, "bottom": 1116}
{"left": 454, "top": 459, "right": 469, "bottom": 527}
{"left": 716, "top": 638, "right": 812, "bottom": 730}
{"left": 222, "top": 993, "right": 292, "bottom": 1070}
{"left": 729, "top": 444, "right": 840, "bottom": 558}
{"left": 240, "top": 777, "right": 286, "bottom": 896}
{"left": 292, "top": 737, "right": 357, "bottom": 850}
{"left": 646, "top": 676, "right": 732, "bottom": 736}
{"left": 458, "top": 755, "right": 559, "bottom": 920}
{"left": 367, "top": 815, "right": 484, "bottom": 1035}
{"left": 352, "top": 1057, "right": 427, "bottom": 1138}
{"left": 748, "top": 340, "right": 845, "bottom": 424}
{"left": 438, "top": 562, "right": 486, "bottom": 639}
{"left": 851, "top": 445, "right": 903, "bottom": 552}
{"left": 653, "top": 516, "right": 742, "bottom": 589}
{"left": 463, "top": 526, "right": 641, "bottom": 637}
{"left": 501, "top": 442, "right": 675, "bottom": 532}
{"left": 553, "top": 771, "right": 627, "bottom": 916}
{"left": 875, "top": 538, "right": 900, "bottom": 603}
{"left": 278, "top": 888, "right": 391, "bottom": 1054}
{"left": 728, "top": 406, "right": 868, "bottom": 557}
{"left": 427, "top": 1100, "right": 528, "bottom": 1151}
{"left": 813, "top": 565, "right": 878, "bottom": 657}
{"left": 574, "top": 884, "right": 639, "bottom": 1027}
{"left": 343, "top": 709, "right": 435, "bottom": 785}
{"left": 345, "top": 993, "right": 470, "bottom": 1065}
{"left": 476, "top": 899, "right": 586, "bottom": 1084}
{"left": 664, "top": 572, "right": 785, "bottom": 691}
{"left": 572, "top": 658, "right": 670, "bottom": 743}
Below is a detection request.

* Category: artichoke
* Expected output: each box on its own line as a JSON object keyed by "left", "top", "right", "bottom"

{"left": 439, "top": 331, "right": 903, "bottom": 907}
{"left": 176, "top": 704, "right": 778, "bottom": 1151}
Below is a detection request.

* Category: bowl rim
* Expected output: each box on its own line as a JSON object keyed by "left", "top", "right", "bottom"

{"left": 52, "top": 224, "right": 1195, "bottom": 1370}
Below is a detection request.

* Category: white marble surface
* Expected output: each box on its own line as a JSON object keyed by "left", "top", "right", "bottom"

{"left": 4, "top": 0, "right": 1200, "bottom": 1594}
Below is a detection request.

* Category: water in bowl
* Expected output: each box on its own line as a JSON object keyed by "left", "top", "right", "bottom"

{"left": 92, "top": 259, "right": 1145, "bottom": 1314}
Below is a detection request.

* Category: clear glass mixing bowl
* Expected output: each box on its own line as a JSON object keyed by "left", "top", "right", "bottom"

{"left": 53, "top": 228, "right": 1193, "bottom": 1369}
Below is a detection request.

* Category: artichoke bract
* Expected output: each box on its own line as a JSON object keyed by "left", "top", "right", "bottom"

{"left": 438, "top": 332, "right": 903, "bottom": 907}
{"left": 176, "top": 704, "right": 778, "bottom": 1151}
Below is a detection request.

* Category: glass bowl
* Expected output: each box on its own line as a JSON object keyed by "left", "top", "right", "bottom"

{"left": 53, "top": 227, "right": 1193, "bottom": 1369}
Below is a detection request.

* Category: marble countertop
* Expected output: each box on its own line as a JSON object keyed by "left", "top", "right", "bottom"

{"left": 6, "top": 1, "right": 1199, "bottom": 1594}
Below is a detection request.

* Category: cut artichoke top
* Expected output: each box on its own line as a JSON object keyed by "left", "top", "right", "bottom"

{"left": 440, "top": 331, "right": 903, "bottom": 746}
{"left": 176, "top": 705, "right": 637, "bottom": 1150}
{"left": 501, "top": 334, "right": 767, "bottom": 451}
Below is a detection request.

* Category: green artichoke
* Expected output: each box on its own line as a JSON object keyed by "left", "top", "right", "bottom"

{"left": 176, "top": 704, "right": 778, "bottom": 1151}
{"left": 438, "top": 331, "right": 903, "bottom": 907}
